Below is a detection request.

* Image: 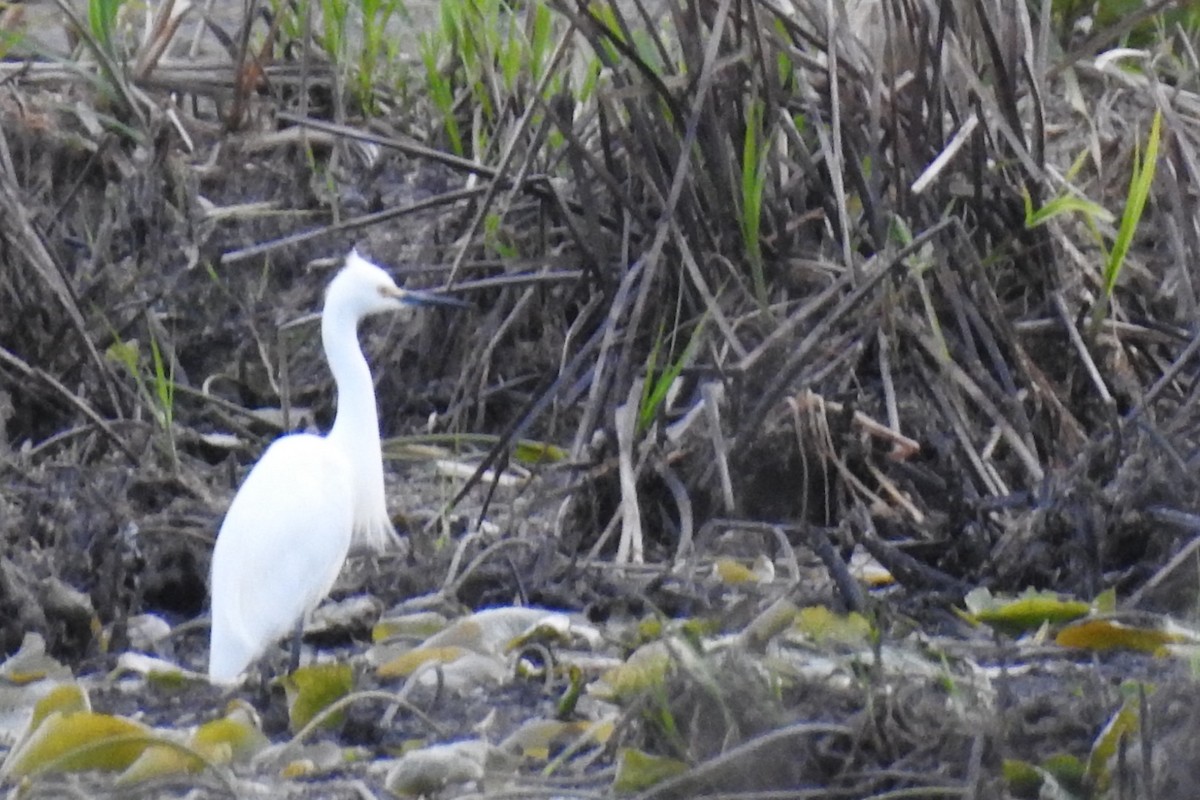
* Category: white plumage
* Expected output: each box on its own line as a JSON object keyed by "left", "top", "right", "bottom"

{"left": 208, "top": 250, "right": 462, "bottom": 684}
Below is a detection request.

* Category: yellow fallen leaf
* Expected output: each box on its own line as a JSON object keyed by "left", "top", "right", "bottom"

{"left": 1043, "top": 752, "right": 1086, "bottom": 793}
{"left": 849, "top": 547, "right": 894, "bottom": 586}
{"left": 504, "top": 614, "right": 574, "bottom": 652}
{"left": 283, "top": 663, "right": 354, "bottom": 734}
{"left": 372, "top": 611, "right": 449, "bottom": 643}
{"left": 422, "top": 607, "right": 562, "bottom": 654}
{"left": 1002, "top": 759, "right": 1042, "bottom": 795}
{"left": 793, "top": 606, "right": 873, "bottom": 647}
{"left": 0, "top": 634, "right": 70, "bottom": 685}
{"left": 280, "top": 758, "right": 317, "bottom": 779}
{"left": 1056, "top": 619, "right": 1184, "bottom": 654}
{"left": 513, "top": 440, "right": 567, "bottom": 464}
{"left": 1, "top": 711, "right": 152, "bottom": 778}
{"left": 27, "top": 684, "right": 90, "bottom": 733}
{"left": 192, "top": 705, "right": 269, "bottom": 761}
{"left": 1092, "top": 588, "right": 1117, "bottom": 614}
{"left": 636, "top": 617, "right": 664, "bottom": 643}
{"left": 1003, "top": 752, "right": 1086, "bottom": 798}
{"left": 713, "top": 557, "right": 758, "bottom": 585}
{"left": 591, "top": 642, "right": 671, "bottom": 702}
{"left": 1087, "top": 695, "right": 1140, "bottom": 792}
{"left": 963, "top": 588, "right": 1089, "bottom": 635}
{"left": 612, "top": 747, "right": 687, "bottom": 792}
{"left": 499, "top": 717, "right": 614, "bottom": 760}
{"left": 115, "top": 742, "right": 207, "bottom": 787}
{"left": 377, "top": 645, "right": 470, "bottom": 679}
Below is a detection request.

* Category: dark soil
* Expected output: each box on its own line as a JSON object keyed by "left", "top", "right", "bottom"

{"left": 3, "top": 1, "right": 1200, "bottom": 798}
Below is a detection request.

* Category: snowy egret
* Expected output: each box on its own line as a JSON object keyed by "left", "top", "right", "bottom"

{"left": 208, "top": 250, "right": 465, "bottom": 684}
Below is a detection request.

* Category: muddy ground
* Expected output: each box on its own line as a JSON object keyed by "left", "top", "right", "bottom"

{"left": 3, "top": 0, "right": 1200, "bottom": 798}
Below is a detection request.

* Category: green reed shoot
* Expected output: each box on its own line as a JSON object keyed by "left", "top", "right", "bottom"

{"left": 86, "top": 0, "right": 125, "bottom": 54}
{"left": 417, "top": 0, "right": 565, "bottom": 157}
{"left": 638, "top": 317, "right": 705, "bottom": 434}
{"left": 1091, "top": 108, "right": 1161, "bottom": 332}
{"left": 740, "top": 98, "right": 770, "bottom": 310}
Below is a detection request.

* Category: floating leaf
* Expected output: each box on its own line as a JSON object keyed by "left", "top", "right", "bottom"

{"left": 1056, "top": 618, "right": 1187, "bottom": 654}
{"left": 193, "top": 705, "right": 268, "bottom": 762}
{"left": 1003, "top": 753, "right": 1085, "bottom": 800}
{"left": 0, "top": 633, "right": 71, "bottom": 685}
{"left": 592, "top": 642, "right": 671, "bottom": 702}
{"left": 1042, "top": 753, "right": 1086, "bottom": 794}
{"left": 1002, "top": 758, "right": 1080, "bottom": 800}
{"left": 504, "top": 613, "right": 575, "bottom": 652}
{"left": 1086, "top": 693, "right": 1141, "bottom": 792}
{"left": 962, "top": 588, "right": 1089, "bottom": 636}
{"left": 636, "top": 617, "right": 664, "bottom": 643}
{"left": 372, "top": 611, "right": 450, "bottom": 643}
{"left": 375, "top": 608, "right": 587, "bottom": 686}
{"left": 712, "top": 557, "right": 760, "bottom": 585}
{"left": 283, "top": 663, "right": 354, "bottom": 734}
{"left": 612, "top": 747, "right": 687, "bottom": 792}
{"left": 499, "top": 717, "right": 614, "bottom": 760}
{"left": 1, "top": 711, "right": 152, "bottom": 778}
{"left": 423, "top": 607, "right": 568, "bottom": 655}
{"left": 378, "top": 649, "right": 507, "bottom": 692}
{"left": 115, "top": 741, "right": 209, "bottom": 786}
{"left": 1002, "top": 758, "right": 1043, "bottom": 797}
{"left": 376, "top": 645, "right": 470, "bottom": 679}
{"left": 0, "top": 677, "right": 83, "bottom": 752}
{"left": 280, "top": 758, "right": 317, "bottom": 778}
{"left": 1091, "top": 588, "right": 1117, "bottom": 614}
{"left": 385, "top": 739, "right": 512, "bottom": 796}
{"left": 793, "top": 606, "right": 873, "bottom": 647}
{"left": 27, "top": 684, "right": 90, "bottom": 733}
{"left": 678, "top": 617, "right": 721, "bottom": 641}
{"left": 513, "top": 439, "right": 567, "bottom": 464}
{"left": 849, "top": 548, "right": 894, "bottom": 586}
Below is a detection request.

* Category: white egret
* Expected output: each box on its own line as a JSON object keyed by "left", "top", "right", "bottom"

{"left": 208, "top": 250, "right": 465, "bottom": 684}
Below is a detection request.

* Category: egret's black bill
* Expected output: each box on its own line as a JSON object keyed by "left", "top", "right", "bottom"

{"left": 399, "top": 289, "right": 472, "bottom": 309}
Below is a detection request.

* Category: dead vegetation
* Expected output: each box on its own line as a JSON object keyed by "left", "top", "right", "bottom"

{"left": 3, "top": 0, "right": 1200, "bottom": 796}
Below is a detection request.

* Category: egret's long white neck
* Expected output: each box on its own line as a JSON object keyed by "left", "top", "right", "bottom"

{"left": 323, "top": 306, "right": 380, "bottom": 451}
{"left": 321, "top": 304, "right": 391, "bottom": 549}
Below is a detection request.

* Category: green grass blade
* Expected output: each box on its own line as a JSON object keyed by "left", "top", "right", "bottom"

{"left": 740, "top": 98, "right": 769, "bottom": 310}
{"left": 1090, "top": 108, "right": 1161, "bottom": 331}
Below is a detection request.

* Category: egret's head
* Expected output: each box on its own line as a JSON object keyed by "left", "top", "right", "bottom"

{"left": 328, "top": 250, "right": 467, "bottom": 321}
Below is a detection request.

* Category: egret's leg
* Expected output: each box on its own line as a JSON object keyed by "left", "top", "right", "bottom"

{"left": 256, "top": 659, "right": 272, "bottom": 707}
{"left": 288, "top": 619, "right": 304, "bottom": 673}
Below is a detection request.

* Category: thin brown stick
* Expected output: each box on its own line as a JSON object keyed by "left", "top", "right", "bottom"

{"left": 0, "top": 345, "right": 135, "bottom": 460}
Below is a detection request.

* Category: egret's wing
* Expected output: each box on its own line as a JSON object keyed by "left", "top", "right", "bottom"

{"left": 208, "top": 434, "right": 354, "bottom": 683}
